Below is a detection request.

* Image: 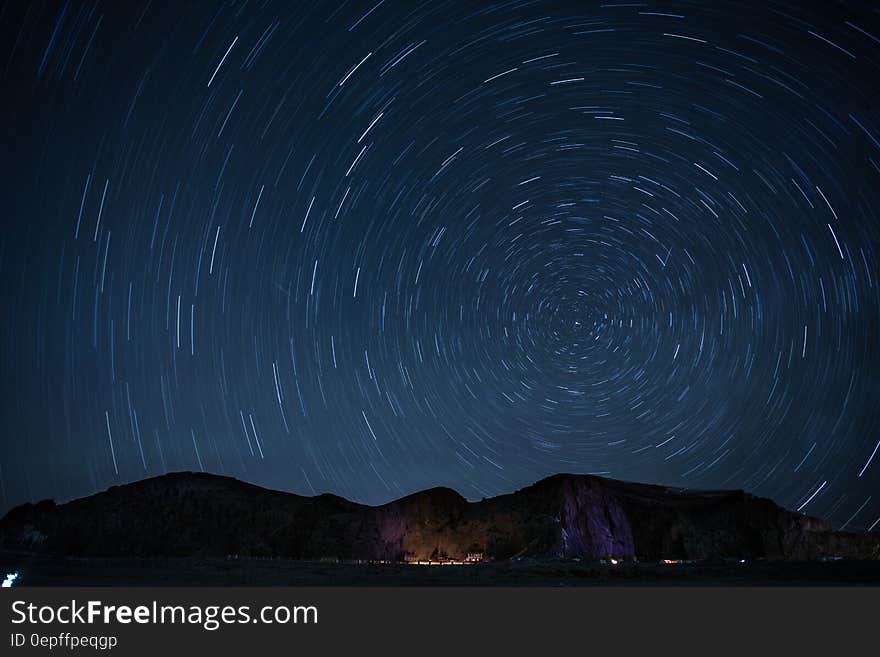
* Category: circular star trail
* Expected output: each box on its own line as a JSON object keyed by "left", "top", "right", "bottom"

{"left": 1, "top": 0, "right": 879, "bottom": 529}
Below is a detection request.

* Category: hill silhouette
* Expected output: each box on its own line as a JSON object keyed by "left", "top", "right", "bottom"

{"left": 2, "top": 472, "right": 877, "bottom": 562}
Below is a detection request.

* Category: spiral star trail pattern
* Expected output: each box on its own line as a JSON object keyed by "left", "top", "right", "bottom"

{"left": 1, "top": 1, "right": 879, "bottom": 530}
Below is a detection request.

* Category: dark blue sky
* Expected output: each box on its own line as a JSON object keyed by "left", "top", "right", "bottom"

{"left": 1, "top": 0, "right": 879, "bottom": 529}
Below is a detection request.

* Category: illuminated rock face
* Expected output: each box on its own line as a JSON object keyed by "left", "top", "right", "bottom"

{"left": 556, "top": 477, "right": 636, "bottom": 558}
{"left": 1, "top": 472, "right": 876, "bottom": 562}
{"left": 373, "top": 476, "right": 639, "bottom": 561}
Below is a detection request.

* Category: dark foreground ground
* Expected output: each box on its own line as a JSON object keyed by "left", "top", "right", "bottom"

{"left": 3, "top": 553, "right": 880, "bottom": 586}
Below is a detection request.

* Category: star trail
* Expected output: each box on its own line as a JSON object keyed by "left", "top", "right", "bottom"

{"left": 1, "top": 0, "right": 878, "bottom": 530}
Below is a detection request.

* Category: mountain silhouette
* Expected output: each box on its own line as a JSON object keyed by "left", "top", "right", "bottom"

{"left": 2, "top": 472, "right": 877, "bottom": 561}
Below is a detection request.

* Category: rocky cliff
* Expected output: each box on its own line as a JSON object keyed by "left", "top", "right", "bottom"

{"left": 1, "top": 472, "right": 877, "bottom": 561}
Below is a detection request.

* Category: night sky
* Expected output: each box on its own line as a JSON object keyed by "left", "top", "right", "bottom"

{"left": 1, "top": 0, "right": 879, "bottom": 530}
